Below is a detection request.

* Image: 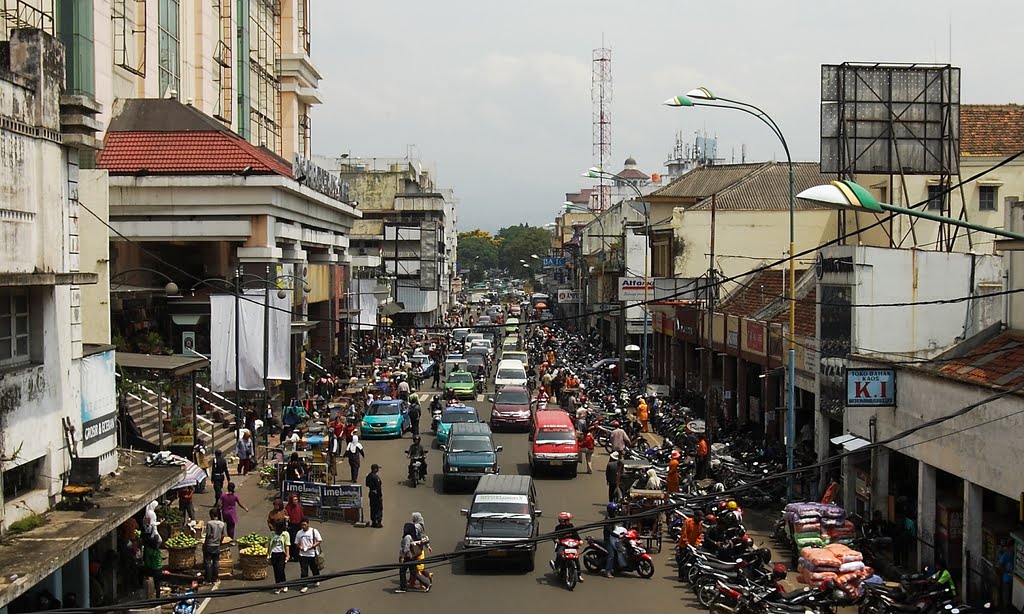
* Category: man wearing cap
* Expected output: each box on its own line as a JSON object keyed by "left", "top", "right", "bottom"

{"left": 365, "top": 464, "right": 383, "bottom": 528}
{"left": 605, "top": 452, "right": 623, "bottom": 503}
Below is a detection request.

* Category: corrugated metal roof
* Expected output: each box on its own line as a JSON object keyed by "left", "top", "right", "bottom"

{"left": 351, "top": 219, "right": 385, "bottom": 238}
{"left": 647, "top": 163, "right": 765, "bottom": 200}
{"left": 689, "top": 162, "right": 835, "bottom": 211}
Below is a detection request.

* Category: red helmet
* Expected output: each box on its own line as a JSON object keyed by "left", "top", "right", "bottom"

{"left": 773, "top": 563, "right": 788, "bottom": 575}
{"left": 705, "top": 514, "right": 718, "bottom": 524}
{"left": 558, "top": 511, "right": 573, "bottom": 523}
{"left": 612, "top": 421, "right": 620, "bottom": 427}
{"left": 670, "top": 450, "right": 681, "bottom": 460}
{"left": 625, "top": 529, "right": 639, "bottom": 540}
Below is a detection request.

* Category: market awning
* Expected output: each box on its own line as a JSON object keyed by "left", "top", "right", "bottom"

{"left": 830, "top": 433, "right": 872, "bottom": 452}
{"left": 0, "top": 452, "right": 183, "bottom": 609}
{"left": 116, "top": 352, "right": 209, "bottom": 376}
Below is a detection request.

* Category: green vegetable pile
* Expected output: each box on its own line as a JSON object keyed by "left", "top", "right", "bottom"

{"left": 237, "top": 533, "right": 269, "bottom": 547}
{"left": 156, "top": 506, "right": 183, "bottom": 523}
{"left": 165, "top": 533, "right": 198, "bottom": 549}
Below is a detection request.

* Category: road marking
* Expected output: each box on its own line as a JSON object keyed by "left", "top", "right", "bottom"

{"left": 476, "top": 394, "right": 485, "bottom": 402}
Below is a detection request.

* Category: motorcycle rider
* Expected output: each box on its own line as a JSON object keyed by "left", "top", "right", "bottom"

{"left": 444, "top": 387, "right": 457, "bottom": 403}
{"left": 719, "top": 500, "right": 743, "bottom": 529}
{"left": 549, "top": 511, "right": 583, "bottom": 583}
{"left": 603, "top": 502, "right": 625, "bottom": 578}
{"left": 406, "top": 436, "right": 427, "bottom": 481}
{"left": 604, "top": 526, "right": 629, "bottom": 578}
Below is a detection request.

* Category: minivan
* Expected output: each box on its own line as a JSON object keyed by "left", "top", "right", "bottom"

{"left": 528, "top": 410, "right": 580, "bottom": 478}
{"left": 442, "top": 422, "right": 501, "bottom": 492}
{"left": 494, "top": 358, "right": 528, "bottom": 390}
{"left": 461, "top": 474, "right": 540, "bottom": 571}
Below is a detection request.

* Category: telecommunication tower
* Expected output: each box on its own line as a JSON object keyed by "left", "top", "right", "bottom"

{"left": 592, "top": 46, "right": 612, "bottom": 211}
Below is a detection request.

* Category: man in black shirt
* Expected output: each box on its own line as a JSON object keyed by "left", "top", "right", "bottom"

{"left": 211, "top": 450, "right": 229, "bottom": 503}
{"left": 365, "top": 464, "right": 383, "bottom": 528}
{"left": 407, "top": 399, "right": 421, "bottom": 437}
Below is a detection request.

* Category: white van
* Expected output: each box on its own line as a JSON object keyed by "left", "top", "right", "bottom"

{"left": 494, "top": 359, "right": 528, "bottom": 390}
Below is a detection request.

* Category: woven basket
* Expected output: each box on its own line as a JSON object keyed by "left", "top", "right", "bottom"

{"left": 165, "top": 546, "right": 197, "bottom": 570}
{"left": 238, "top": 552, "right": 268, "bottom": 580}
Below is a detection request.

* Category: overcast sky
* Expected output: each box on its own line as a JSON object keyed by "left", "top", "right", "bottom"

{"left": 311, "top": 0, "right": 1024, "bottom": 232}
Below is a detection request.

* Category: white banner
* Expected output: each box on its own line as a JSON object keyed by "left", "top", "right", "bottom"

{"left": 354, "top": 279, "right": 381, "bottom": 331}
{"left": 210, "top": 290, "right": 291, "bottom": 392}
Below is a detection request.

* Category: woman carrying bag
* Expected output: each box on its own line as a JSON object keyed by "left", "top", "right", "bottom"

{"left": 268, "top": 520, "right": 289, "bottom": 594}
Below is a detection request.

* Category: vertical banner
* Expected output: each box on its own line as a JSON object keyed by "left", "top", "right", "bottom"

{"left": 170, "top": 374, "right": 196, "bottom": 446}
{"left": 81, "top": 350, "right": 118, "bottom": 447}
{"left": 210, "top": 291, "right": 292, "bottom": 392}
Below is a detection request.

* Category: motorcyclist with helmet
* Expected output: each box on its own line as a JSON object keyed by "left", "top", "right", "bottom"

{"left": 603, "top": 503, "right": 628, "bottom": 578}
{"left": 406, "top": 436, "right": 427, "bottom": 482}
{"left": 719, "top": 500, "right": 744, "bottom": 529}
{"left": 550, "top": 511, "right": 583, "bottom": 583}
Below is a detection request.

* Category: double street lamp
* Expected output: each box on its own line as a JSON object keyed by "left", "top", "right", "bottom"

{"left": 664, "top": 87, "right": 799, "bottom": 500}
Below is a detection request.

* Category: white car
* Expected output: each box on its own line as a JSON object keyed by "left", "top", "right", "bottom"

{"left": 494, "top": 359, "right": 528, "bottom": 390}
{"left": 470, "top": 338, "right": 495, "bottom": 359}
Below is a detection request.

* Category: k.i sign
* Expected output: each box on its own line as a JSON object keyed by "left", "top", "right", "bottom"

{"left": 846, "top": 368, "right": 897, "bottom": 407}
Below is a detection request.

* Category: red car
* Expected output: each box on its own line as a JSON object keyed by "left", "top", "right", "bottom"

{"left": 489, "top": 386, "right": 532, "bottom": 431}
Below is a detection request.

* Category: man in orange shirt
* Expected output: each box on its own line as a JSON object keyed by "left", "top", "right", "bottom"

{"left": 678, "top": 509, "right": 704, "bottom": 548}
{"left": 696, "top": 437, "right": 709, "bottom": 479}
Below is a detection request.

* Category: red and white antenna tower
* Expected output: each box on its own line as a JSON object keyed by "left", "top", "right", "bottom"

{"left": 592, "top": 45, "right": 612, "bottom": 211}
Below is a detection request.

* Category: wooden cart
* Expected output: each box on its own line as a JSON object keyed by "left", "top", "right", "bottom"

{"left": 624, "top": 488, "right": 667, "bottom": 553}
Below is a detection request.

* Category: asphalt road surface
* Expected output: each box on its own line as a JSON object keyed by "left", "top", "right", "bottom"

{"left": 202, "top": 391, "right": 705, "bottom": 614}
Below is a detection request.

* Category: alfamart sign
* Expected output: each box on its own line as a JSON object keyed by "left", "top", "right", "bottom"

{"left": 618, "top": 277, "right": 656, "bottom": 302}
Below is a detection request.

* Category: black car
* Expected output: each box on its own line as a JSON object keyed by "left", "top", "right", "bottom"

{"left": 461, "top": 474, "right": 540, "bottom": 571}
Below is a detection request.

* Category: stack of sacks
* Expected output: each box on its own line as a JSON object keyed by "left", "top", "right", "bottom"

{"left": 796, "top": 546, "right": 840, "bottom": 587}
{"left": 785, "top": 502, "right": 847, "bottom": 548}
{"left": 824, "top": 543, "right": 873, "bottom": 587}
{"left": 824, "top": 519, "right": 857, "bottom": 544}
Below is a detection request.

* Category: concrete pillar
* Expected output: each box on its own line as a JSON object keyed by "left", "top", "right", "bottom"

{"left": 61, "top": 550, "right": 89, "bottom": 606}
{"left": 736, "top": 359, "right": 748, "bottom": 424}
{"left": 962, "top": 481, "right": 984, "bottom": 602}
{"left": 841, "top": 449, "right": 856, "bottom": 510}
{"left": 872, "top": 446, "right": 890, "bottom": 519}
{"left": 40, "top": 568, "right": 63, "bottom": 604}
{"left": 918, "top": 462, "right": 937, "bottom": 567}
{"left": 722, "top": 355, "right": 736, "bottom": 421}
{"left": 814, "top": 408, "right": 831, "bottom": 496}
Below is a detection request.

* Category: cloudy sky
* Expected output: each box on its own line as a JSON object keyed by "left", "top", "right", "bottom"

{"left": 311, "top": 0, "right": 1024, "bottom": 232}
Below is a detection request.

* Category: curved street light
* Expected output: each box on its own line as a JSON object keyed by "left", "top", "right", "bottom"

{"left": 664, "top": 87, "right": 798, "bottom": 501}
{"left": 109, "top": 267, "right": 180, "bottom": 296}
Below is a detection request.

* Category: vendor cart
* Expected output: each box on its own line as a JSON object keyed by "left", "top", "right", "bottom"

{"left": 624, "top": 488, "right": 666, "bottom": 553}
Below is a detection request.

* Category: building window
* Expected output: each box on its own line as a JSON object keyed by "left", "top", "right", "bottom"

{"left": 979, "top": 185, "right": 998, "bottom": 211}
{"left": 56, "top": 0, "right": 96, "bottom": 96}
{"left": 298, "top": 113, "right": 311, "bottom": 158}
{"left": 927, "top": 184, "right": 946, "bottom": 211}
{"left": 2, "top": 457, "right": 44, "bottom": 500}
{"left": 296, "top": 0, "right": 310, "bottom": 54}
{"left": 113, "top": 0, "right": 147, "bottom": 77}
{"left": 877, "top": 186, "right": 888, "bottom": 204}
{"left": 0, "top": 289, "right": 30, "bottom": 368}
{"left": 157, "top": 0, "right": 180, "bottom": 97}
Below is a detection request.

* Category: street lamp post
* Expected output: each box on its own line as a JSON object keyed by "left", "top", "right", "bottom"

{"left": 664, "top": 88, "right": 798, "bottom": 501}
{"left": 583, "top": 168, "right": 651, "bottom": 392}
{"left": 797, "top": 180, "right": 1024, "bottom": 241}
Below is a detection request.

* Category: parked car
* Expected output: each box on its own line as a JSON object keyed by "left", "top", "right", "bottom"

{"left": 360, "top": 400, "right": 408, "bottom": 438}
{"left": 489, "top": 386, "right": 532, "bottom": 431}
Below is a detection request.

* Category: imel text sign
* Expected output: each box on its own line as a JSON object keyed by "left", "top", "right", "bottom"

{"left": 845, "top": 368, "right": 896, "bottom": 407}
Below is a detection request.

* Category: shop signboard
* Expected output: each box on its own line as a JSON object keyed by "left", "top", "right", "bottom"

{"left": 81, "top": 350, "right": 117, "bottom": 447}
{"left": 846, "top": 368, "right": 897, "bottom": 407}
{"left": 170, "top": 374, "right": 197, "bottom": 446}
{"left": 744, "top": 322, "right": 765, "bottom": 355}
{"left": 321, "top": 484, "right": 363, "bottom": 510}
{"left": 543, "top": 256, "right": 568, "bottom": 269}
{"left": 618, "top": 277, "right": 656, "bottom": 302}
{"left": 556, "top": 288, "right": 579, "bottom": 303}
{"left": 282, "top": 480, "right": 323, "bottom": 508}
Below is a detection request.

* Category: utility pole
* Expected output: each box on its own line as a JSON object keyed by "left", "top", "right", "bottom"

{"left": 705, "top": 193, "right": 717, "bottom": 449}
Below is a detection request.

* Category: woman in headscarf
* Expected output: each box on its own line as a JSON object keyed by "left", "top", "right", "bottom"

{"left": 142, "top": 501, "right": 160, "bottom": 541}
{"left": 644, "top": 468, "right": 663, "bottom": 490}
{"left": 345, "top": 434, "right": 365, "bottom": 482}
{"left": 398, "top": 522, "right": 431, "bottom": 592}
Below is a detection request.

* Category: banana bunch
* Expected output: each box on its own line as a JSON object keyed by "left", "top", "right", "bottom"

{"left": 237, "top": 533, "right": 269, "bottom": 547}
{"left": 166, "top": 533, "right": 198, "bottom": 549}
{"left": 240, "top": 545, "right": 268, "bottom": 556}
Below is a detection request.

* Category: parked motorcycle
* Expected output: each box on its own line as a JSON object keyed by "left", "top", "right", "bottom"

{"left": 581, "top": 533, "right": 654, "bottom": 578}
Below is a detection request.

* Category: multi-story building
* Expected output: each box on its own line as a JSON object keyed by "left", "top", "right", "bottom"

{"left": 316, "top": 156, "right": 459, "bottom": 328}
{"left": 0, "top": 28, "right": 184, "bottom": 612}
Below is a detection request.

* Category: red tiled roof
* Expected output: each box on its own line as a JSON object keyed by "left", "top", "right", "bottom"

{"left": 938, "top": 331, "right": 1024, "bottom": 388}
{"left": 771, "top": 284, "right": 817, "bottom": 337}
{"left": 616, "top": 168, "right": 650, "bottom": 180}
{"left": 97, "top": 131, "right": 294, "bottom": 177}
{"left": 961, "top": 104, "right": 1024, "bottom": 157}
{"left": 565, "top": 188, "right": 594, "bottom": 204}
{"left": 718, "top": 270, "right": 786, "bottom": 317}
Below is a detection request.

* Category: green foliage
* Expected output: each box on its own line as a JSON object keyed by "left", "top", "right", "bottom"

{"left": 496, "top": 224, "right": 551, "bottom": 277}
{"left": 8, "top": 513, "right": 44, "bottom": 534}
{"left": 457, "top": 233, "right": 500, "bottom": 283}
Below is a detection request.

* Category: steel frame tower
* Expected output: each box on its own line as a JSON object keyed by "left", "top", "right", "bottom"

{"left": 592, "top": 46, "right": 612, "bottom": 211}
